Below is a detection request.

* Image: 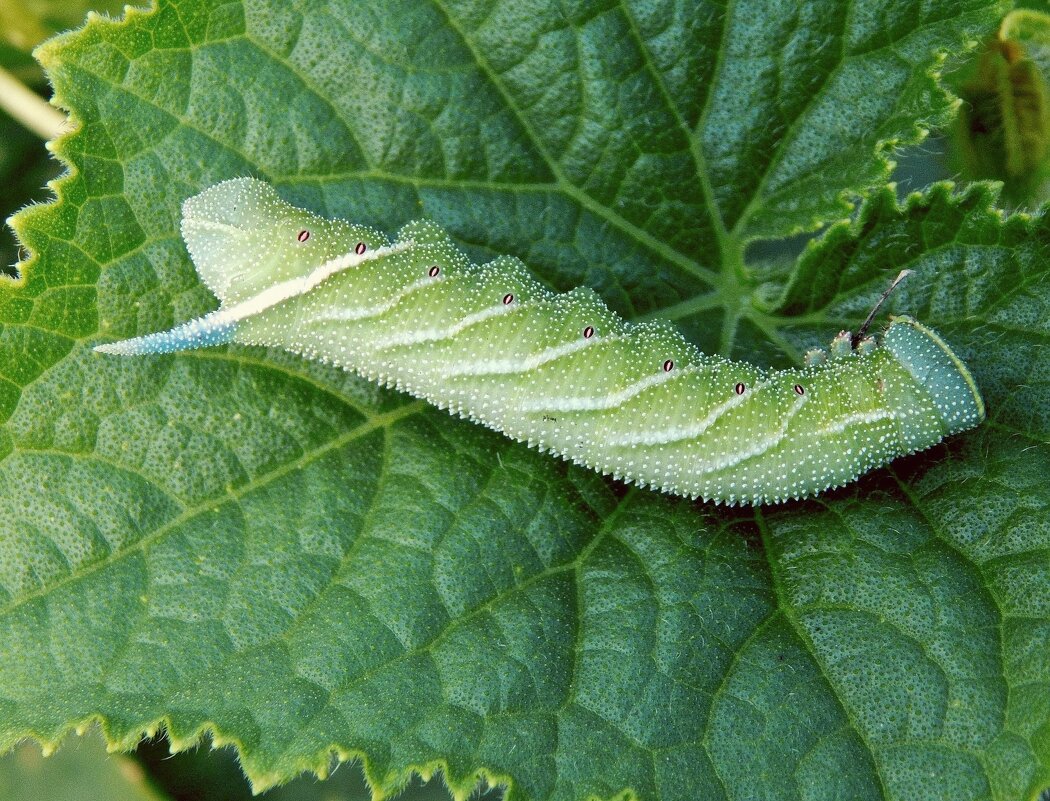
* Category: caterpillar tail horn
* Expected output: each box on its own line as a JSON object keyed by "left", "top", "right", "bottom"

{"left": 94, "top": 309, "right": 237, "bottom": 356}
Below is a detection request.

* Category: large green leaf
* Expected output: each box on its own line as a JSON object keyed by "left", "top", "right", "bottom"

{"left": 3, "top": 2, "right": 1048, "bottom": 800}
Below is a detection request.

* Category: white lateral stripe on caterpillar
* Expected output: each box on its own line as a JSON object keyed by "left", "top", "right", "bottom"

{"left": 442, "top": 335, "right": 602, "bottom": 378}
{"left": 604, "top": 380, "right": 772, "bottom": 447}
{"left": 817, "top": 409, "right": 897, "bottom": 436}
{"left": 311, "top": 276, "right": 436, "bottom": 323}
{"left": 370, "top": 300, "right": 525, "bottom": 351}
{"left": 515, "top": 356, "right": 684, "bottom": 411}
{"left": 94, "top": 178, "right": 986, "bottom": 505}
{"left": 183, "top": 218, "right": 247, "bottom": 235}
{"left": 688, "top": 393, "right": 808, "bottom": 476}
{"left": 221, "top": 241, "right": 413, "bottom": 323}
{"left": 95, "top": 238, "right": 414, "bottom": 356}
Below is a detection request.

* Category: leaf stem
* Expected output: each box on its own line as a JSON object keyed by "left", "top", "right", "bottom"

{"left": 0, "top": 66, "right": 66, "bottom": 140}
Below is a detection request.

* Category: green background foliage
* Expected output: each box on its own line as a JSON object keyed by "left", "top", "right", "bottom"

{"left": 2, "top": 1, "right": 1049, "bottom": 800}
{"left": 0, "top": 731, "right": 164, "bottom": 801}
{"left": 950, "top": 6, "right": 1050, "bottom": 206}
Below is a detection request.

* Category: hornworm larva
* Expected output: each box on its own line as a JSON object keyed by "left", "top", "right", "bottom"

{"left": 96, "top": 179, "right": 985, "bottom": 505}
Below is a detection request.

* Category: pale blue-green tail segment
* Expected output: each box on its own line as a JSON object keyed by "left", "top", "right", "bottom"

{"left": 95, "top": 178, "right": 985, "bottom": 505}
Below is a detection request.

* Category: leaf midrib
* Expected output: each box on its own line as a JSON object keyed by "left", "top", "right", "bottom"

{"left": 614, "top": 0, "right": 732, "bottom": 261}
{"left": 426, "top": 0, "right": 720, "bottom": 288}
{"left": 892, "top": 474, "right": 1009, "bottom": 788}
{"left": 755, "top": 505, "right": 891, "bottom": 800}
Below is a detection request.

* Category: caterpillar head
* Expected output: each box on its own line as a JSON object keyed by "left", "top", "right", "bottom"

{"left": 883, "top": 315, "right": 986, "bottom": 435}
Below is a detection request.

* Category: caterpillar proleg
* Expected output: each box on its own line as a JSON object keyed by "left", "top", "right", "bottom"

{"left": 96, "top": 178, "right": 985, "bottom": 505}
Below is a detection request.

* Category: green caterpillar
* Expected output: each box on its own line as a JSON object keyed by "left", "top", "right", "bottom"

{"left": 96, "top": 178, "right": 985, "bottom": 505}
